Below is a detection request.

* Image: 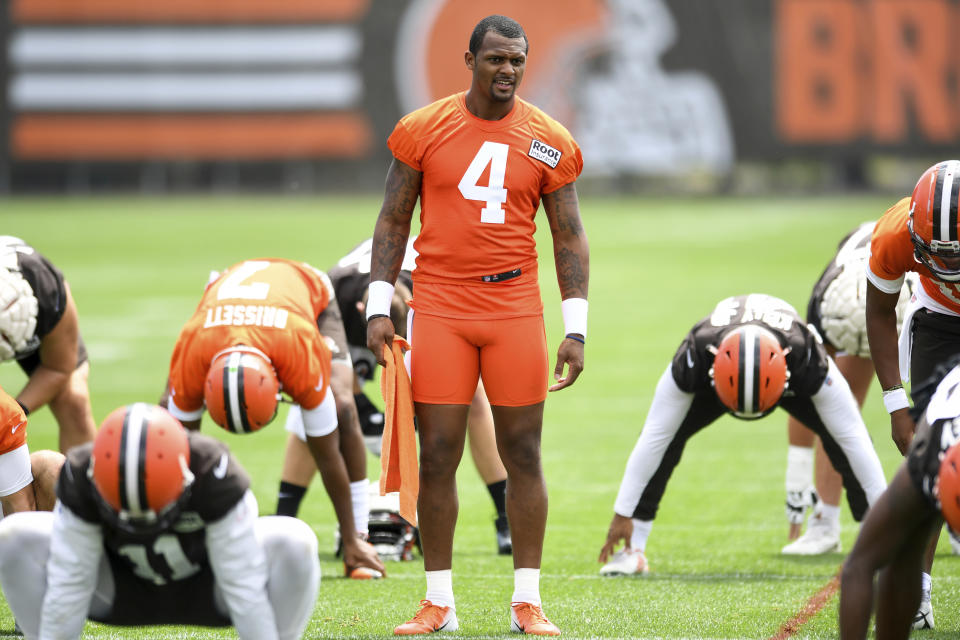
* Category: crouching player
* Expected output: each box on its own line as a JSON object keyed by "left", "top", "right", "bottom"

{"left": 0, "top": 404, "right": 319, "bottom": 640}
{"left": 841, "top": 356, "right": 960, "bottom": 638}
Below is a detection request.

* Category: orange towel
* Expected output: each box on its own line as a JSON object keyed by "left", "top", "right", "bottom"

{"left": 379, "top": 336, "right": 418, "bottom": 526}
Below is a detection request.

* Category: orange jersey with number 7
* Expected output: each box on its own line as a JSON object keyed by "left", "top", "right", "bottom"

{"left": 388, "top": 91, "right": 583, "bottom": 319}
{"left": 167, "top": 258, "right": 333, "bottom": 417}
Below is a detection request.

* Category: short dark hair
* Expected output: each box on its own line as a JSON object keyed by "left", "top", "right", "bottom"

{"left": 469, "top": 15, "right": 528, "bottom": 56}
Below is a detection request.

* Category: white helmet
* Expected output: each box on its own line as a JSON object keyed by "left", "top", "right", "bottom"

{"left": 0, "top": 269, "right": 38, "bottom": 361}
{"left": 819, "top": 258, "right": 918, "bottom": 358}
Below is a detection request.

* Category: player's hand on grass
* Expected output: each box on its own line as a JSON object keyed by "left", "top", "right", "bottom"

{"left": 598, "top": 513, "right": 633, "bottom": 563}
{"left": 344, "top": 536, "right": 386, "bottom": 576}
{"left": 549, "top": 337, "right": 584, "bottom": 392}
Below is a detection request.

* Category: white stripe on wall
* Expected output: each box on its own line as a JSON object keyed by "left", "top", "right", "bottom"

{"left": 10, "top": 72, "right": 361, "bottom": 110}
{"left": 10, "top": 27, "right": 361, "bottom": 67}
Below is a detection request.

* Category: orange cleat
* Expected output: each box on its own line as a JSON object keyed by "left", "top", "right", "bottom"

{"left": 510, "top": 602, "right": 560, "bottom": 636}
{"left": 394, "top": 600, "right": 459, "bottom": 635}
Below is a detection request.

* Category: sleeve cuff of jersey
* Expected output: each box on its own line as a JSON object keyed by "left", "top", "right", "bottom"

{"left": 301, "top": 392, "right": 338, "bottom": 438}
{"left": 865, "top": 266, "right": 904, "bottom": 294}
{"left": 167, "top": 398, "right": 204, "bottom": 423}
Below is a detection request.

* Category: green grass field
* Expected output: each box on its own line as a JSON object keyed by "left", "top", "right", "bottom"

{"left": 2, "top": 194, "right": 956, "bottom": 639}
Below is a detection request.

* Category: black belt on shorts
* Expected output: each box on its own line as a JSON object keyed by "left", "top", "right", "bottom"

{"left": 481, "top": 268, "right": 521, "bottom": 283}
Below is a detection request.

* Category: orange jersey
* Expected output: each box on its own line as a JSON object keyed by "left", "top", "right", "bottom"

{"left": 388, "top": 92, "right": 583, "bottom": 318}
{"left": 868, "top": 197, "right": 960, "bottom": 315}
{"left": 168, "top": 259, "right": 333, "bottom": 414}
{"left": 0, "top": 385, "right": 27, "bottom": 455}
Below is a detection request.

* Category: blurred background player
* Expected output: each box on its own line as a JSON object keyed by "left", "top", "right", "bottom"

{"left": 839, "top": 357, "right": 960, "bottom": 639}
{"left": 161, "top": 257, "right": 383, "bottom": 578}
{"left": 0, "top": 403, "right": 319, "bottom": 640}
{"left": 0, "top": 382, "right": 64, "bottom": 515}
{"left": 598, "top": 294, "right": 887, "bottom": 576}
{"left": 275, "top": 237, "right": 513, "bottom": 555}
{"left": 0, "top": 236, "right": 96, "bottom": 453}
{"left": 782, "top": 222, "right": 917, "bottom": 555}
{"left": 865, "top": 159, "right": 960, "bottom": 627}
{"left": 367, "top": 14, "right": 589, "bottom": 636}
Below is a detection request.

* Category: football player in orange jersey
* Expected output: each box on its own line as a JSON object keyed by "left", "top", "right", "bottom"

{"left": 866, "top": 160, "right": 960, "bottom": 627}
{"left": 162, "top": 258, "right": 384, "bottom": 579}
{"left": 367, "top": 15, "right": 589, "bottom": 636}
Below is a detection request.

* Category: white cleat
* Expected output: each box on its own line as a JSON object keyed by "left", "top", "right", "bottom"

{"left": 912, "top": 598, "right": 934, "bottom": 630}
{"left": 599, "top": 548, "right": 649, "bottom": 576}
{"left": 781, "top": 519, "right": 840, "bottom": 555}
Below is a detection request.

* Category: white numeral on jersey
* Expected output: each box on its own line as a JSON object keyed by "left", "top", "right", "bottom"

{"left": 117, "top": 535, "right": 202, "bottom": 585}
{"left": 458, "top": 141, "right": 509, "bottom": 224}
{"left": 217, "top": 260, "right": 271, "bottom": 300}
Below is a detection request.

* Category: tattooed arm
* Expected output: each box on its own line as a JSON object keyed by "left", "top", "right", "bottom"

{"left": 543, "top": 182, "right": 589, "bottom": 391}
{"left": 368, "top": 159, "right": 422, "bottom": 365}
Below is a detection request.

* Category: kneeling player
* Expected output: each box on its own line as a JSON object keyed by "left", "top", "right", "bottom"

{"left": 0, "top": 404, "right": 319, "bottom": 640}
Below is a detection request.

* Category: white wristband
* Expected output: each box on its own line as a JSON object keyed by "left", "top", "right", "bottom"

{"left": 561, "top": 297, "right": 588, "bottom": 338}
{"left": 882, "top": 387, "right": 910, "bottom": 414}
{"left": 366, "top": 280, "right": 395, "bottom": 320}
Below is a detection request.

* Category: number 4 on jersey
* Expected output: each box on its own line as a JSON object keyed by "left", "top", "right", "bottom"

{"left": 458, "top": 141, "right": 509, "bottom": 224}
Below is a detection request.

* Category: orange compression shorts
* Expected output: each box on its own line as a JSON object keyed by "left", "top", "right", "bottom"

{"left": 409, "top": 312, "right": 548, "bottom": 407}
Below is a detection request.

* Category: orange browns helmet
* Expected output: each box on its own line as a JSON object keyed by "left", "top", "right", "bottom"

{"left": 204, "top": 346, "right": 280, "bottom": 434}
{"left": 90, "top": 403, "right": 194, "bottom": 533}
{"left": 710, "top": 325, "right": 790, "bottom": 420}
{"left": 939, "top": 442, "right": 960, "bottom": 532}
{"left": 908, "top": 160, "right": 960, "bottom": 282}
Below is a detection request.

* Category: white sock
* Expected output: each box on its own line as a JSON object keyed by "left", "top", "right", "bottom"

{"left": 350, "top": 480, "right": 369, "bottom": 536}
{"left": 630, "top": 519, "right": 653, "bottom": 551}
{"left": 425, "top": 570, "right": 455, "bottom": 609}
{"left": 512, "top": 568, "right": 541, "bottom": 606}
{"left": 818, "top": 503, "right": 841, "bottom": 528}
{"left": 921, "top": 572, "right": 932, "bottom": 601}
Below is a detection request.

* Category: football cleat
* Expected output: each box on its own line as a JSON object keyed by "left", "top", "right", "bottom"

{"left": 599, "top": 548, "right": 649, "bottom": 576}
{"left": 204, "top": 346, "right": 281, "bottom": 434}
{"left": 781, "top": 515, "right": 840, "bottom": 555}
{"left": 394, "top": 600, "right": 458, "bottom": 635}
{"left": 709, "top": 325, "right": 789, "bottom": 420}
{"left": 913, "top": 598, "right": 934, "bottom": 630}
{"left": 510, "top": 602, "right": 560, "bottom": 636}
{"left": 495, "top": 515, "right": 512, "bottom": 555}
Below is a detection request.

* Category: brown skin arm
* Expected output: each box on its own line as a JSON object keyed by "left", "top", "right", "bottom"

{"left": 542, "top": 183, "right": 589, "bottom": 391}
{"left": 839, "top": 464, "right": 939, "bottom": 640}
{"left": 865, "top": 281, "right": 914, "bottom": 453}
{"left": 306, "top": 430, "right": 385, "bottom": 575}
{"left": 367, "top": 159, "right": 421, "bottom": 367}
{"left": 598, "top": 513, "right": 633, "bottom": 563}
{"left": 17, "top": 285, "right": 79, "bottom": 414}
